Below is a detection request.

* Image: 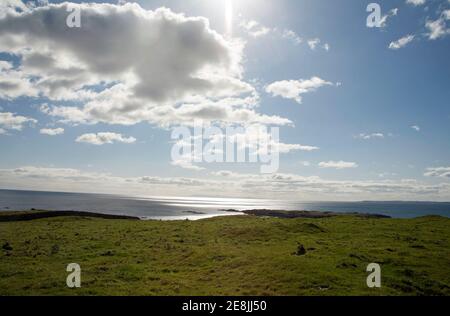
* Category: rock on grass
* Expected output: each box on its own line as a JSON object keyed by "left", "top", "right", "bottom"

{"left": 2, "top": 242, "right": 13, "bottom": 251}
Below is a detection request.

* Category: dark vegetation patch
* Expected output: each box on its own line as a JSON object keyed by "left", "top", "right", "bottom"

{"left": 0, "top": 210, "right": 139, "bottom": 222}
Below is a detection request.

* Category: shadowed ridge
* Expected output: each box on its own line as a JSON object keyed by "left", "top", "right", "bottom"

{"left": 241, "top": 209, "right": 391, "bottom": 219}
{"left": 0, "top": 210, "right": 140, "bottom": 222}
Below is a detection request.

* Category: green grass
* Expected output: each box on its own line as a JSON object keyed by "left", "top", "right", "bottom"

{"left": 0, "top": 214, "right": 449, "bottom": 296}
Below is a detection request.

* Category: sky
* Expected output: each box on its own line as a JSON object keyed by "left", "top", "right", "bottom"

{"left": 0, "top": 0, "right": 449, "bottom": 201}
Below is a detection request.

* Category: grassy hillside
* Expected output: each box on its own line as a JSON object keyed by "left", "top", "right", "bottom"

{"left": 0, "top": 213, "right": 449, "bottom": 295}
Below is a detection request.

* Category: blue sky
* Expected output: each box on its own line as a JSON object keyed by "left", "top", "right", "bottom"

{"left": 0, "top": 0, "right": 449, "bottom": 200}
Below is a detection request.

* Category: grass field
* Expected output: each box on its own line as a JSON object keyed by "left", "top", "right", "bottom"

{"left": 0, "top": 213, "right": 449, "bottom": 295}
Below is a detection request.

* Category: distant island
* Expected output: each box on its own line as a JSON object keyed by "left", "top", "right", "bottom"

{"left": 229, "top": 209, "right": 391, "bottom": 219}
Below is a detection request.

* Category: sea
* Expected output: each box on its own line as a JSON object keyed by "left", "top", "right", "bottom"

{"left": 0, "top": 189, "right": 449, "bottom": 220}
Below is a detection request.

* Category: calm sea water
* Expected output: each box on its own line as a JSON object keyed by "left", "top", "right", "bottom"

{"left": 0, "top": 189, "right": 449, "bottom": 219}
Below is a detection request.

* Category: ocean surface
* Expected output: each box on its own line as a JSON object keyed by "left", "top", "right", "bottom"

{"left": 0, "top": 189, "right": 449, "bottom": 220}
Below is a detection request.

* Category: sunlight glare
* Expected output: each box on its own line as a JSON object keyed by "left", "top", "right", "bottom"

{"left": 225, "top": 0, "right": 233, "bottom": 37}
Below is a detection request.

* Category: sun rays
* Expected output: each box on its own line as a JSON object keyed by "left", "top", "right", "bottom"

{"left": 225, "top": 0, "right": 233, "bottom": 37}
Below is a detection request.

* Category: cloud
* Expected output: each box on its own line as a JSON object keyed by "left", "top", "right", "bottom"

{"left": 240, "top": 20, "right": 271, "bottom": 37}
{"left": 424, "top": 167, "right": 450, "bottom": 178}
{"left": 406, "top": 0, "right": 426, "bottom": 6}
{"left": 0, "top": 4, "right": 241, "bottom": 101}
{"left": 0, "top": 60, "right": 13, "bottom": 71}
{"left": 291, "top": 145, "right": 319, "bottom": 152}
{"left": 0, "top": 112, "right": 37, "bottom": 131}
{"left": 8, "top": 166, "right": 108, "bottom": 181}
{"left": 139, "top": 175, "right": 207, "bottom": 187}
{"left": 170, "top": 124, "right": 317, "bottom": 170}
{"left": 307, "top": 38, "right": 320, "bottom": 50}
{"left": 40, "top": 90, "right": 292, "bottom": 127}
{"left": 318, "top": 161, "right": 358, "bottom": 169}
{"left": 0, "top": 2, "right": 291, "bottom": 127}
{"left": 211, "top": 170, "right": 243, "bottom": 178}
{"left": 239, "top": 127, "right": 318, "bottom": 155}
{"left": 40, "top": 127, "right": 64, "bottom": 136}
{"left": 0, "top": 165, "right": 213, "bottom": 196}
{"left": 171, "top": 153, "right": 206, "bottom": 171}
{"left": 378, "top": 172, "right": 397, "bottom": 178}
{"left": 76, "top": 132, "right": 136, "bottom": 145}
{"left": 379, "top": 8, "right": 399, "bottom": 28}
{"left": 2, "top": 166, "right": 449, "bottom": 201}
{"left": 0, "top": 62, "right": 40, "bottom": 99}
{"left": 265, "top": 77, "right": 334, "bottom": 103}
{"left": 0, "top": 0, "right": 29, "bottom": 16}
{"left": 355, "top": 133, "right": 385, "bottom": 140}
{"left": 389, "top": 34, "right": 415, "bottom": 50}
{"left": 305, "top": 38, "right": 330, "bottom": 51}
{"left": 238, "top": 18, "right": 328, "bottom": 50}
{"left": 411, "top": 125, "right": 421, "bottom": 131}
{"left": 282, "top": 29, "right": 302, "bottom": 45}
{"left": 426, "top": 11, "right": 450, "bottom": 40}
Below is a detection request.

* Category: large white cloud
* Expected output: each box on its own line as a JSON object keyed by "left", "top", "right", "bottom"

{"left": 265, "top": 77, "right": 334, "bottom": 104}
{"left": 0, "top": 2, "right": 290, "bottom": 127}
{"left": 0, "top": 112, "right": 37, "bottom": 132}
{"left": 40, "top": 127, "right": 64, "bottom": 136}
{"left": 40, "top": 87, "right": 291, "bottom": 127}
{"left": 76, "top": 132, "right": 136, "bottom": 145}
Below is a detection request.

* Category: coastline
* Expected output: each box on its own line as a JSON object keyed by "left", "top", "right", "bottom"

{"left": 0, "top": 208, "right": 394, "bottom": 222}
{"left": 2, "top": 190, "right": 450, "bottom": 219}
